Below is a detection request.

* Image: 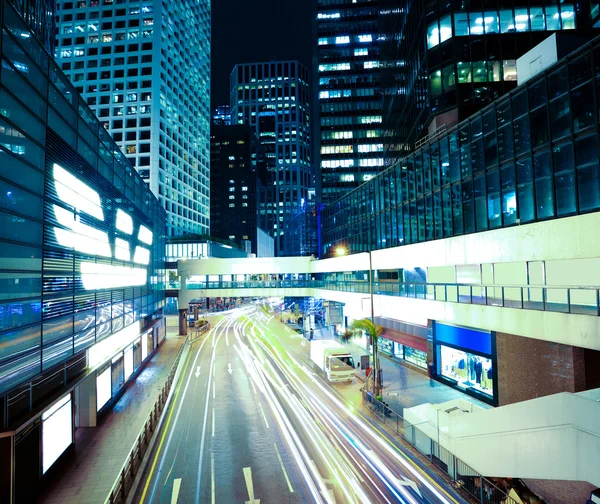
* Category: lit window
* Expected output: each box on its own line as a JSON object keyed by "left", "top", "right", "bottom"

{"left": 358, "top": 34, "right": 372, "bottom": 42}
{"left": 335, "top": 36, "right": 350, "bottom": 44}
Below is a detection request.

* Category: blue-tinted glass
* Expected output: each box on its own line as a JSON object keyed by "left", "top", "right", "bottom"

{"left": 534, "top": 151, "right": 554, "bottom": 218}
{"left": 0, "top": 179, "right": 43, "bottom": 219}
{"left": 0, "top": 117, "right": 44, "bottom": 169}
{"left": 513, "top": 115, "right": 530, "bottom": 155}
{"left": 530, "top": 107, "right": 549, "bottom": 147}
{"left": 577, "top": 163, "right": 600, "bottom": 211}
{"left": 42, "top": 337, "right": 73, "bottom": 371}
{"left": 0, "top": 89, "right": 45, "bottom": 144}
{"left": 0, "top": 350, "right": 40, "bottom": 395}
{"left": 517, "top": 158, "right": 535, "bottom": 222}
{"left": 528, "top": 79, "right": 547, "bottom": 110}
{"left": 571, "top": 83, "right": 595, "bottom": 132}
{"left": 548, "top": 66, "right": 568, "bottom": 98}
{"left": 0, "top": 325, "right": 40, "bottom": 363}
{"left": 575, "top": 134, "right": 598, "bottom": 167}
{"left": 512, "top": 90, "right": 528, "bottom": 118}
{"left": 0, "top": 272, "right": 41, "bottom": 300}
{"left": 487, "top": 170, "right": 502, "bottom": 228}
{"left": 0, "top": 211, "right": 42, "bottom": 245}
{"left": 569, "top": 52, "right": 592, "bottom": 88}
{"left": 553, "top": 144, "right": 575, "bottom": 216}
{"left": 471, "top": 138, "right": 484, "bottom": 174}
{"left": 484, "top": 132, "right": 498, "bottom": 167}
{"left": 462, "top": 180, "right": 475, "bottom": 233}
{"left": 449, "top": 150, "right": 460, "bottom": 182}
{"left": 474, "top": 174, "right": 488, "bottom": 231}
{"left": 0, "top": 300, "right": 41, "bottom": 332}
{"left": 498, "top": 124, "right": 514, "bottom": 162}
{"left": 442, "top": 186, "right": 452, "bottom": 236}
{"left": 42, "top": 314, "right": 74, "bottom": 345}
{"left": 0, "top": 150, "right": 44, "bottom": 194}
{"left": 549, "top": 94, "right": 571, "bottom": 139}
{"left": 501, "top": 164, "right": 517, "bottom": 225}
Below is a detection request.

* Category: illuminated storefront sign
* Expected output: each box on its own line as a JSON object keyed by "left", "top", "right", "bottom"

{"left": 51, "top": 163, "right": 153, "bottom": 290}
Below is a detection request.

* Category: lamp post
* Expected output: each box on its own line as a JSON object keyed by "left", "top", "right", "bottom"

{"left": 336, "top": 245, "right": 380, "bottom": 395}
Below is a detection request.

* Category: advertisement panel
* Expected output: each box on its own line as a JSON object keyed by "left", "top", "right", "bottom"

{"left": 42, "top": 395, "right": 73, "bottom": 474}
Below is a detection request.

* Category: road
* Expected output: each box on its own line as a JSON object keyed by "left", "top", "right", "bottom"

{"left": 134, "top": 305, "right": 467, "bottom": 504}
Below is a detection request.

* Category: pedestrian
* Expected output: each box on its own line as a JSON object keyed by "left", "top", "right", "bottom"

{"left": 309, "top": 328, "right": 314, "bottom": 340}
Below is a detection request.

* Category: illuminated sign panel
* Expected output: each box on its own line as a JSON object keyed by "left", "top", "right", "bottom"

{"left": 51, "top": 163, "right": 152, "bottom": 290}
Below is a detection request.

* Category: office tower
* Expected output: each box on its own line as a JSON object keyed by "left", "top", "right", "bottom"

{"left": 11, "top": 0, "right": 56, "bottom": 51}
{"left": 0, "top": 2, "right": 166, "bottom": 500}
{"left": 210, "top": 124, "right": 273, "bottom": 256}
{"left": 55, "top": 0, "right": 211, "bottom": 237}
{"left": 399, "top": 0, "right": 600, "bottom": 145}
{"left": 212, "top": 104, "right": 231, "bottom": 125}
{"left": 230, "top": 61, "right": 312, "bottom": 256}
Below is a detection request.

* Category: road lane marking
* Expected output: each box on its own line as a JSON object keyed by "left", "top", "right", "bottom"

{"left": 211, "top": 452, "right": 215, "bottom": 504}
{"left": 227, "top": 363, "right": 233, "bottom": 374}
{"left": 212, "top": 408, "right": 215, "bottom": 437}
{"left": 243, "top": 467, "right": 260, "bottom": 504}
{"left": 195, "top": 366, "right": 201, "bottom": 378}
{"left": 140, "top": 316, "right": 225, "bottom": 504}
{"left": 258, "top": 402, "right": 269, "bottom": 428}
{"left": 170, "top": 478, "right": 182, "bottom": 504}
{"left": 226, "top": 332, "right": 229, "bottom": 346}
{"left": 273, "top": 443, "right": 294, "bottom": 493}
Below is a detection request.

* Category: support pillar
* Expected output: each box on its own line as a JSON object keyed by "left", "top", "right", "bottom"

{"left": 76, "top": 373, "right": 97, "bottom": 428}
{"left": 178, "top": 309, "right": 187, "bottom": 336}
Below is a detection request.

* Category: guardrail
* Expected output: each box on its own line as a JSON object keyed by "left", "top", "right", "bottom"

{"left": 104, "top": 332, "right": 194, "bottom": 504}
{"left": 361, "top": 390, "right": 519, "bottom": 504}
{"left": 184, "top": 279, "right": 600, "bottom": 316}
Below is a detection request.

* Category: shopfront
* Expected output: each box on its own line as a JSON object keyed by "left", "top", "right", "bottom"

{"left": 377, "top": 333, "right": 428, "bottom": 370}
{"left": 434, "top": 322, "right": 497, "bottom": 406}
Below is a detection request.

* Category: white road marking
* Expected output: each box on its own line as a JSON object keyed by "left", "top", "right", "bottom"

{"left": 258, "top": 402, "right": 269, "bottom": 428}
{"left": 243, "top": 467, "right": 260, "bottom": 504}
{"left": 227, "top": 363, "right": 233, "bottom": 374}
{"left": 171, "top": 478, "right": 182, "bottom": 504}
{"left": 195, "top": 366, "right": 201, "bottom": 378}
{"left": 273, "top": 443, "right": 294, "bottom": 493}
{"left": 226, "top": 332, "right": 229, "bottom": 346}
{"left": 212, "top": 408, "right": 215, "bottom": 437}
{"left": 211, "top": 452, "right": 215, "bottom": 504}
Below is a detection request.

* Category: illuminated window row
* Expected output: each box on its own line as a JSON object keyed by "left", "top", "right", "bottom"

{"left": 427, "top": 5, "right": 576, "bottom": 49}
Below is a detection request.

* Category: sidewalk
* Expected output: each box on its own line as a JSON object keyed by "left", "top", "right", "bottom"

{"left": 312, "top": 332, "right": 489, "bottom": 415}
{"left": 36, "top": 317, "right": 186, "bottom": 504}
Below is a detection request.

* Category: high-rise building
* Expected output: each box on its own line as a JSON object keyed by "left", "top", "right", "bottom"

{"left": 11, "top": 0, "right": 56, "bottom": 52}
{"left": 316, "top": 1, "right": 404, "bottom": 205}
{"left": 212, "top": 104, "right": 231, "bottom": 125}
{"left": 210, "top": 124, "right": 273, "bottom": 256}
{"left": 55, "top": 0, "right": 211, "bottom": 237}
{"left": 397, "top": 0, "right": 600, "bottom": 147}
{"left": 0, "top": 2, "right": 166, "bottom": 500}
{"left": 230, "top": 61, "right": 312, "bottom": 256}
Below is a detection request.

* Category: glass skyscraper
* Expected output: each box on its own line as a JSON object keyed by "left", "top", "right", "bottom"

{"left": 55, "top": 0, "right": 211, "bottom": 237}
{"left": 230, "top": 61, "right": 312, "bottom": 256}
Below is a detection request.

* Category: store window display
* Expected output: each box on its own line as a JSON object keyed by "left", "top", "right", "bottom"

{"left": 377, "top": 337, "right": 394, "bottom": 356}
{"left": 438, "top": 346, "right": 493, "bottom": 397}
{"left": 404, "top": 346, "right": 427, "bottom": 368}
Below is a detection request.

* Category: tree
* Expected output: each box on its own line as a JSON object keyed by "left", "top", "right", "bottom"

{"left": 352, "top": 319, "right": 384, "bottom": 396}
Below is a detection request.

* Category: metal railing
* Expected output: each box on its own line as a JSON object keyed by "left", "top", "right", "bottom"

{"left": 185, "top": 279, "right": 600, "bottom": 316}
{"left": 104, "top": 330, "right": 199, "bottom": 504}
{"left": 361, "top": 390, "right": 519, "bottom": 504}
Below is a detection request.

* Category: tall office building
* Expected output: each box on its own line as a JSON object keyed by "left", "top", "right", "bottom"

{"left": 55, "top": 0, "right": 211, "bottom": 237}
{"left": 230, "top": 61, "right": 312, "bottom": 256}
{"left": 210, "top": 124, "right": 273, "bottom": 256}
{"left": 212, "top": 104, "right": 231, "bottom": 125}
{"left": 316, "top": 1, "right": 404, "bottom": 205}
{"left": 397, "top": 0, "right": 600, "bottom": 146}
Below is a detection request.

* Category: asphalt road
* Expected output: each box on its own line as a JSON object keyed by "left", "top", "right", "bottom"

{"left": 133, "top": 305, "right": 468, "bottom": 504}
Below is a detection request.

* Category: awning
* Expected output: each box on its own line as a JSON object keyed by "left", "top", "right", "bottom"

{"left": 380, "top": 328, "right": 427, "bottom": 353}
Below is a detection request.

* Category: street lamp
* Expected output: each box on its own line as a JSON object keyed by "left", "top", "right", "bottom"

{"left": 335, "top": 245, "right": 380, "bottom": 394}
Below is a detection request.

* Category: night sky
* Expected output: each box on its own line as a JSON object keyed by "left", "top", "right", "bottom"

{"left": 211, "top": 0, "right": 313, "bottom": 108}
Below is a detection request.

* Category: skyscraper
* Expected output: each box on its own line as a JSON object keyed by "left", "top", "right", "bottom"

{"left": 230, "top": 61, "right": 312, "bottom": 256}
{"left": 316, "top": 1, "right": 397, "bottom": 205}
{"left": 55, "top": 0, "right": 211, "bottom": 237}
{"left": 210, "top": 124, "right": 272, "bottom": 256}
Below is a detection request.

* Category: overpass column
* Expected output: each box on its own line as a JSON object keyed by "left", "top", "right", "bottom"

{"left": 177, "top": 261, "right": 191, "bottom": 336}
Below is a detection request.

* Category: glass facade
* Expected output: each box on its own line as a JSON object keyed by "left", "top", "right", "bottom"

{"left": 55, "top": 0, "right": 211, "bottom": 237}
{"left": 438, "top": 346, "right": 494, "bottom": 398}
{"left": 230, "top": 61, "right": 312, "bottom": 257}
{"left": 322, "top": 36, "right": 600, "bottom": 255}
{"left": 0, "top": 0, "right": 165, "bottom": 416}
